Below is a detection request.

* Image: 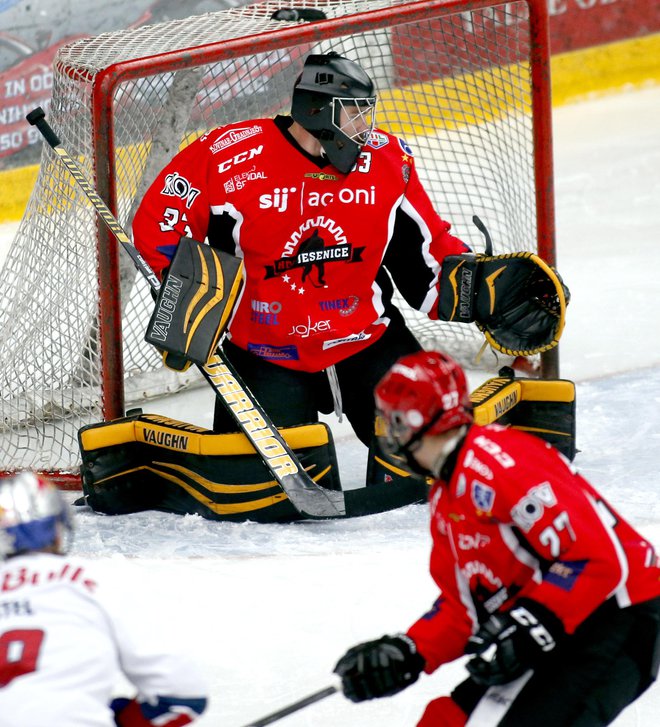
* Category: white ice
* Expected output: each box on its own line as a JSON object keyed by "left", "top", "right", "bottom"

{"left": 1, "top": 84, "right": 660, "bottom": 726}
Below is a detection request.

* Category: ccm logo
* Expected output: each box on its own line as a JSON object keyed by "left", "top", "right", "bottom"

{"left": 217, "top": 146, "right": 264, "bottom": 173}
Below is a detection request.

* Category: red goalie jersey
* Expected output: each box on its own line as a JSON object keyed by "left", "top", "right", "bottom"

{"left": 133, "top": 116, "right": 468, "bottom": 371}
{"left": 407, "top": 423, "right": 660, "bottom": 674}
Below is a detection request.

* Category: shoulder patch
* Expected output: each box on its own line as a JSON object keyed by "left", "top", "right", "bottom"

{"left": 544, "top": 559, "right": 587, "bottom": 591}
{"left": 471, "top": 480, "right": 496, "bottom": 512}
{"left": 398, "top": 138, "right": 414, "bottom": 156}
{"left": 366, "top": 131, "right": 389, "bottom": 149}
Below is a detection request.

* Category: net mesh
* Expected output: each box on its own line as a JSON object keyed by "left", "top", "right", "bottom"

{"left": 0, "top": 0, "right": 548, "bottom": 474}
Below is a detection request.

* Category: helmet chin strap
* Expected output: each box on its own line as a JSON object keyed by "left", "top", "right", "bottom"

{"left": 429, "top": 425, "right": 469, "bottom": 479}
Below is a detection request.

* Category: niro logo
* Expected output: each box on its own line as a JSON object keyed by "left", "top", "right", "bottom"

{"left": 251, "top": 299, "right": 282, "bottom": 325}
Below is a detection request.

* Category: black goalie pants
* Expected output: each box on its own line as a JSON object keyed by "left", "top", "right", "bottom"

{"left": 451, "top": 596, "right": 660, "bottom": 726}
{"left": 213, "top": 315, "right": 421, "bottom": 447}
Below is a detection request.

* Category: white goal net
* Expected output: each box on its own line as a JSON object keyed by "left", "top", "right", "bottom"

{"left": 0, "top": 0, "right": 556, "bottom": 481}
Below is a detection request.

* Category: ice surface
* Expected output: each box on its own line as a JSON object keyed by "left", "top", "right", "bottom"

{"left": 1, "top": 85, "right": 660, "bottom": 726}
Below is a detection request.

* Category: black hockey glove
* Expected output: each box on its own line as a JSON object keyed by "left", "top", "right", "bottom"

{"left": 334, "top": 634, "right": 425, "bottom": 702}
{"left": 437, "top": 252, "right": 569, "bottom": 356}
{"left": 437, "top": 218, "right": 569, "bottom": 357}
{"left": 465, "top": 599, "right": 565, "bottom": 686}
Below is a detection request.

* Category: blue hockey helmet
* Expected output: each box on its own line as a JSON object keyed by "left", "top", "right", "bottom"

{"left": 0, "top": 472, "right": 73, "bottom": 558}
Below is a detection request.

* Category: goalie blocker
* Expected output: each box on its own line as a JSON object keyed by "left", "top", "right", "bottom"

{"left": 145, "top": 236, "right": 244, "bottom": 368}
{"left": 77, "top": 371, "right": 575, "bottom": 522}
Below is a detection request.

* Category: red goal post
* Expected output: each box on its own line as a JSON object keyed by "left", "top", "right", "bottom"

{"left": 0, "top": 0, "right": 556, "bottom": 485}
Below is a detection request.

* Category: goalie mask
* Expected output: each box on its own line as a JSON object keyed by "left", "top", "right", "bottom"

{"left": 0, "top": 472, "right": 73, "bottom": 559}
{"left": 291, "top": 52, "right": 377, "bottom": 173}
{"left": 375, "top": 351, "right": 473, "bottom": 476}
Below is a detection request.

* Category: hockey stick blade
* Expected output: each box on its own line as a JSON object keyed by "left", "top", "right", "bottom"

{"left": 344, "top": 476, "right": 427, "bottom": 517}
{"left": 472, "top": 214, "right": 494, "bottom": 256}
{"left": 241, "top": 684, "right": 339, "bottom": 727}
{"left": 27, "top": 106, "right": 345, "bottom": 519}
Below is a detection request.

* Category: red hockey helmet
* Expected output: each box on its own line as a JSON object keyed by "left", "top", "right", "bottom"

{"left": 375, "top": 351, "right": 473, "bottom": 457}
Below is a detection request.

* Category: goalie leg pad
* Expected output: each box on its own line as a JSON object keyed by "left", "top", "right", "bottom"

{"left": 145, "top": 236, "right": 244, "bottom": 367}
{"left": 470, "top": 369, "right": 576, "bottom": 460}
{"left": 78, "top": 414, "right": 341, "bottom": 522}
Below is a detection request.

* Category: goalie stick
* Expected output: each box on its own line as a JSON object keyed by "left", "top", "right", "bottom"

{"left": 26, "top": 106, "right": 345, "bottom": 519}
{"left": 241, "top": 684, "right": 339, "bottom": 726}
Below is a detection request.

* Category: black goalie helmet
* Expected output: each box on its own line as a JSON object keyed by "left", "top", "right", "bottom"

{"left": 291, "top": 52, "right": 377, "bottom": 173}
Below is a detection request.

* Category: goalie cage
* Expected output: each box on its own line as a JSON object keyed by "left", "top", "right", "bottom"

{"left": 0, "top": 0, "right": 557, "bottom": 485}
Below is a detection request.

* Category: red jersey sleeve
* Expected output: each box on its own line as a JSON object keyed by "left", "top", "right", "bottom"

{"left": 132, "top": 135, "right": 215, "bottom": 278}
{"left": 406, "top": 485, "right": 475, "bottom": 673}
{"left": 383, "top": 153, "right": 469, "bottom": 316}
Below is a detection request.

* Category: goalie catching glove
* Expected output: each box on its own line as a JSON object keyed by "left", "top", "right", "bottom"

{"left": 437, "top": 219, "right": 569, "bottom": 356}
{"left": 145, "top": 237, "right": 244, "bottom": 370}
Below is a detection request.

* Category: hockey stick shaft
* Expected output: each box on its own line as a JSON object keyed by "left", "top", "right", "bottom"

{"left": 26, "top": 106, "right": 345, "bottom": 519}
{"left": 241, "top": 685, "right": 339, "bottom": 727}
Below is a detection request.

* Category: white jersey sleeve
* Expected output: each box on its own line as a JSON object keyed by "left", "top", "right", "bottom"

{"left": 0, "top": 553, "right": 207, "bottom": 727}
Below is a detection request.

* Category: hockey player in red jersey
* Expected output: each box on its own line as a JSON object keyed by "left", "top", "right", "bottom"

{"left": 0, "top": 472, "right": 208, "bottom": 727}
{"left": 133, "top": 51, "right": 466, "bottom": 451}
{"left": 133, "top": 52, "right": 567, "bottom": 477}
{"left": 334, "top": 352, "right": 660, "bottom": 726}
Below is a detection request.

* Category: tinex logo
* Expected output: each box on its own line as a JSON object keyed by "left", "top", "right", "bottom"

{"left": 319, "top": 296, "right": 359, "bottom": 316}
{"left": 210, "top": 125, "right": 263, "bottom": 154}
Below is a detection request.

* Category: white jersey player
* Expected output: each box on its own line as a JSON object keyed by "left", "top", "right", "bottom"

{"left": 0, "top": 472, "right": 208, "bottom": 727}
